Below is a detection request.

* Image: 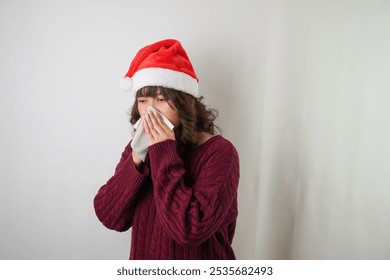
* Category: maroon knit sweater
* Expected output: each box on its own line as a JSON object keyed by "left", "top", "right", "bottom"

{"left": 94, "top": 135, "right": 239, "bottom": 259}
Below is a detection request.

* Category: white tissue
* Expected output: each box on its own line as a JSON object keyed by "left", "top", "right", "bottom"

{"left": 131, "top": 106, "right": 174, "bottom": 161}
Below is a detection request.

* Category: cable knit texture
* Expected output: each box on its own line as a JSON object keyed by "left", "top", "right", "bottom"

{"left": 94, "top": 135, "right": 239, "bottom": 259}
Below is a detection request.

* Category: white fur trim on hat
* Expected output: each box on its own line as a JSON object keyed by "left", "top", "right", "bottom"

{"left": 119, "top": 77, "right": 133, "bottom": 91}
{"left": 120, "top": 67, "right": 199, "bottom": 97}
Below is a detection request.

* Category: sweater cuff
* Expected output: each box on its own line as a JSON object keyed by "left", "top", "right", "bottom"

{"left": 148, "top": 140, "right": 180, "bottom": 165}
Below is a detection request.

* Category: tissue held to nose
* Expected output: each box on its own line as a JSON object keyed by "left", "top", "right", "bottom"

{"left": 131, "top": 106, "right": 174, "bottom": 161}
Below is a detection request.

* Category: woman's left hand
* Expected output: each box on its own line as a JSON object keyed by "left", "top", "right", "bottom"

{"left": 144, "top": 111, "right": 175, "bottom": 145}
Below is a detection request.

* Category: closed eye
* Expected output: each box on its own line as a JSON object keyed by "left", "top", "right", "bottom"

{"left": 156, "top": 95, "right": 166, "bottom": 102}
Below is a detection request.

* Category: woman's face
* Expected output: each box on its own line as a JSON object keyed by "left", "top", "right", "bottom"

{"left": 137, "top": 92, "right": 179, "bottom": 126}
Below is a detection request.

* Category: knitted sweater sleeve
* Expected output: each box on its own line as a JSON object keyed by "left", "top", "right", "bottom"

{"left": 93, "top": 142, "right": 149, "bottom": 232}
{"left": 148, "top": 139, "right": 239, "bottom": 247}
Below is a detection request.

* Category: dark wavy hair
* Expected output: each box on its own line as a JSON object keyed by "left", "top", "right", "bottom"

{"left": 129, "top": 86, "right": 219, "bottom": 153}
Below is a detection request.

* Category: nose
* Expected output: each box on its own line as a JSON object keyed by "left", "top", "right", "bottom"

{"left": 150, "top": 98, "right": 157, "bottom": 107}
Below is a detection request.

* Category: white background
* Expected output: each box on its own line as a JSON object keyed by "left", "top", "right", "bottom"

{"left": 0, "top": 0, "right": 389, "bottom": 259}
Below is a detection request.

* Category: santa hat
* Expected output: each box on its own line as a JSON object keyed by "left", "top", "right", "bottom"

{"left": 120, "top": 39, "right": 199, "bottom": 97}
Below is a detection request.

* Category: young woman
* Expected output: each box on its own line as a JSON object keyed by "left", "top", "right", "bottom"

{"left": 93, "top": 39, "right": 240, "bottom": 259}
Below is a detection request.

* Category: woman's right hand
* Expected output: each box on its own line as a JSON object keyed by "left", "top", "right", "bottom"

{"left": 131, "top": 128, "right": 144, "bottom": 168}
{"left": 132, "top": 149, "right": 143, "bottom": 169}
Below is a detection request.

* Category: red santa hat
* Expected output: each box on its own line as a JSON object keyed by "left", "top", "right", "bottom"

{"left": 120, "top": 39, "right": 199, "bottom": 97}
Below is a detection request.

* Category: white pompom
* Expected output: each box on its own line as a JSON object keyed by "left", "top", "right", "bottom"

{"left": 119, "top": 77, "right": 133, "bottom": 91}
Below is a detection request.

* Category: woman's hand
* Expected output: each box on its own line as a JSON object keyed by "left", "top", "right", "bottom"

{"left": 144, "top": 110, "right": 175, "bottom": 145}
{"left": 131, "top": 129, "right": 144, "bottom": 169}
{"left": 131, "top": 149, "right": 143, "bottom": 168}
